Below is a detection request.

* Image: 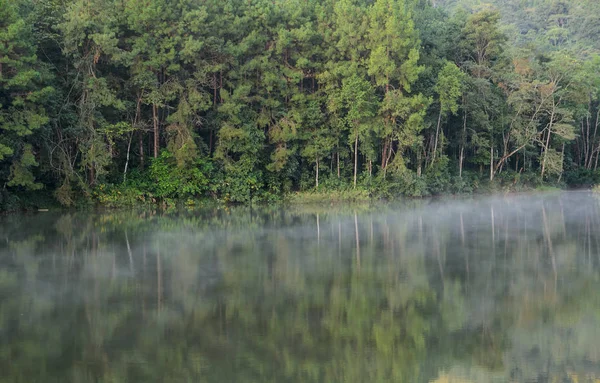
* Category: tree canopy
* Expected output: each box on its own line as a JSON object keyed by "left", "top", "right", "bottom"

{"left": 2, "top": 0, "right": 600, "bottom": 209}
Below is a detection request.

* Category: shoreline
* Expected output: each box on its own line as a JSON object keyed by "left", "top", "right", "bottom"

{"left": 2, "top": 184, "right": 584, "bottom": 215}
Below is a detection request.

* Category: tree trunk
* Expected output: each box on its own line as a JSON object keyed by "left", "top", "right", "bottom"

{"left": 153, "top": 103, "right": 159, "bottom": 158}
{"left": 541, "top": 106, "right": 556, "bottom": 178}
{"left": 385, "top": 138, "right": 393, "bottom": 173}
{"left": 583, "top": 106, "right": 589, "bottom": 168}
{"left": 89, "top": 162, "right": 95, "bottom": 186}
{"left": 381, "top": 139, "right": 388, "bottom": 169}
{"left": 123, "top": 132, "right": 133, "bottom": 183}
{"left": 489, "top": 146, "right": 494, "bottom": 181}
{"left": 382, "top": 137, "right": 393, "bottom": 176}
{"left": 557, "top": 143, "right": 565, "bottom": 183}
{"left": 589, "top": 105, "right": 600, "bottom": 169}
{"left": 459, "top": 146, "right": 465, "bottom": 178}
{"left": 459, "top": 96, "right": 467, "bottom": 178}
{"left": 354, "top": 133, "right": 358, "bottom": 189}
{"left": 432, "top": 108, "right": 443, "bottom": 166}
{"left": 337, "top": 151, "right": 340, "bottom": 179}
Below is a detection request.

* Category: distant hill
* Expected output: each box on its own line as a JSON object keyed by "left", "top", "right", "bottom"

{"left": 432, "top": 0, "right": 600, "bottom": 55}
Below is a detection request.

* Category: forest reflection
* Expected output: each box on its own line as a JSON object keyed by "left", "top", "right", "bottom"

{"left": 1, "top": 192, "right": 600, "bottom": 382}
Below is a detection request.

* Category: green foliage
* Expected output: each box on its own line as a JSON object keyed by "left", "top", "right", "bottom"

{"left": 425, "top": 155, "right": 452, "bottom": 194}
{"left": 436, "top": 62, "right": 465, "bottom": 115}
{"left": 7, "top": 144, "right": 42, "bottom": 190}
{"left": 2, "top": 0, "right": 600, "bottom": 210}
{"left": 215, "top": 167, "right": 264, "bottom": 204}
{"left": 289, "top": 188, "right": 371, "bottom": 204}
{"left": 92, "top": 150, "right": 213, "bottom": 206}
{"left": 0, "top": 0, "right": 52, "bottom": 193}
{"left": 149, "top": 151, "right": 212, "bottom": 199}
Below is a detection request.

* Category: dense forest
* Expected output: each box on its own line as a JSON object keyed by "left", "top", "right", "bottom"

{"left": 1, "top": 0, "right": 600, "bottom": 209}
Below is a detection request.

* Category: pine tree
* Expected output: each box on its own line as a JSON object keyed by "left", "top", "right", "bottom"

{"left": 0, "top": 0, "right": 53, "bottom": 190}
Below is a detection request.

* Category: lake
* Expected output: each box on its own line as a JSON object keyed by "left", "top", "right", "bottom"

{"left": 1, "top": 192, "right": 600, "bottom": 382}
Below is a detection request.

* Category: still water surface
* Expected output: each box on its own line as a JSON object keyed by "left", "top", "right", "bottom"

{"left": 1, "top": 192, "right": 600, "bottom": 382}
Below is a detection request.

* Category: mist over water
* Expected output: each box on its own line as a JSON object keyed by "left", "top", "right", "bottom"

{"left": 1, "top": 192, "right": 600, "bottom": 382}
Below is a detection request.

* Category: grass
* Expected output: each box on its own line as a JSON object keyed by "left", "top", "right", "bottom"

{"left": 287, "top": 188, "right": 372, "bottom": 204}
{"left": 533, "top": 185, "right": 563, "bottom": 193}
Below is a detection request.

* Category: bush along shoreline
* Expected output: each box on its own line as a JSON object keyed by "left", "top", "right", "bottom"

{"left": 2, "top": 151, "right": 574, "bottom": 213}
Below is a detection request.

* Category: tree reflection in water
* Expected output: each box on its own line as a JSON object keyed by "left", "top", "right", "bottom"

{"left": 1, "top": 192, "right": 600, "bottom": 382}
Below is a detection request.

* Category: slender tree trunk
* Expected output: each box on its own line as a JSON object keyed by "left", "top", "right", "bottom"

{"left": 381, "top": 139, "right": 388, "bottom": 169}
{"left": 501, "top": 131, "right": 510, "bottom": 174}
{"left": 385, "top": 139, "right": 393, "bottom": 173}
{"left": 586, "top": 99, "right": 593, "bottom": 168}
{"left": 583, "top": 118, "right": 589, "bottom": 168}
{"left": 123, "top": 132, "right": 133, "bottom": 183}
{"left": 153, "top": 103, "right": 159, "bottom": 158}
{"left": 354, "top": 133, "right": 358, "bottom": 189}
{"left": 337, "top": 151, "right": 340, "bottom": 179}
{"left": 541, "top": 105, "right": 556, "bottom": 178}
{"left": 459, "top": 146, "right": 465, "bottom": 178}
{"left": 557, "top": 143, "right": 565, "bottom": 183}
{"left": 589, "top": 106, "right": 600, "bottom": 169}
{"left": 382, "top": 137, "right": 392, "bottom": 175}
{"left": 90, "top": 165, "right": 95, "bottom": 186}
{"left": 432, "top": 108, "right": 443, "bottom": 166}
{"left": 459, "top": 96, "right": 467, "bottom": 178}
{"left": 128, "top": 95, "right": 142, "bottom": 177}
{"left": 489, "top": 146, "right": 494, "bottom": 181}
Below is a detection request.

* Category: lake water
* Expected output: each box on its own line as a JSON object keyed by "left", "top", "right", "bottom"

{"left": 1, "top": 192, "right": 600, "bottom": 382}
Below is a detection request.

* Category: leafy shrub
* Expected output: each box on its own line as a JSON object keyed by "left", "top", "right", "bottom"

{"left": 0, "top": 190, "right": 21, "bottom": 211}
{"left": 424, "top": 156, "right": 451, "bottom": 195}
{"left": 373, "top": 170, "right": 429, "bottom": 199}
{"left": 92, "top": 150, "right": 213, "bottom": 207}
{"left": 450, "top": 173, "right": 475, "bottom": 194}
{"left": 93, "top": 183, "right": 148, "bottom": 208}
{"left": 149, "top": 150, "right": 212, "bottom": 199}
{"left": 214, "top": 167, "right": 263, "bottom": 203}
{"left": 564, "top": 168, "right": 600, "bottom": 187}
